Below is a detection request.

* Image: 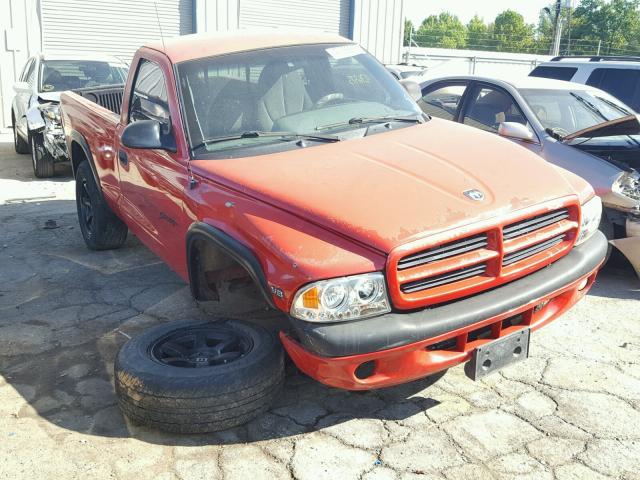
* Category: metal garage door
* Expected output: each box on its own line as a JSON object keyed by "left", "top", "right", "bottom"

{"left": 239, "top": 0, "right": 351, "bottom": 37}
{"left": 41, "top": 0, "right": 193, "bottom": 60}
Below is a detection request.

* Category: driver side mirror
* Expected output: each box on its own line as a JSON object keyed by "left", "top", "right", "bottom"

{"left": 400, "top": 80, "right": 422, "bottom": 101}
{"left": 498, "top": 122, "right": 536, "bottom": 142}
{"left": 13, "top": 81, "right": 31, "bottom": 94}
{"left": 121, "top": 119, "right": 176, "bottom": 152}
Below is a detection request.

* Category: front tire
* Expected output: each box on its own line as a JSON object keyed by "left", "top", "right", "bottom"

{"left": 75, "top": 161, "right": 128, "bottom": 250}
{"left": 12, "top": 112, "right": 30, "bottom": 154}
{"left": 115, "top": 319, "right": 285, "bottom": 433}
{"left": 30, "top": 132, "right": 55, "bottom": 178}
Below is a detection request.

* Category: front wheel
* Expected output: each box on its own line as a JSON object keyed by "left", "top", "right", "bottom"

{"left": 115, "top": 319, "right": 285, "bottom": 433}
{"left": 30, "top": 132, "right": 54, "bottom": 178}
{"left": 75, "top": 161, "right": 128, "bottom": 250}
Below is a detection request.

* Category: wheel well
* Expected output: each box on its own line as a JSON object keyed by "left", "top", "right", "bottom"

{"left": 188, "top": 237, "right": 272, "bottom": 318}
{"left": 70, "top": 140, "right": 88, "bottom": 176}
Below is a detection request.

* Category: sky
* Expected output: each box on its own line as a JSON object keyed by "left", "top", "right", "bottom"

{"left": 403, "top": 0, "right": 553, "bottom": 26}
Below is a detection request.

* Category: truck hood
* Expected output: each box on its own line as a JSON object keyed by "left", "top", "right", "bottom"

{"left": 562, "top": 114, "right": 640, "bottom": 142}
{"left": 192, "top": 118, "right": 580, "bottom": 253}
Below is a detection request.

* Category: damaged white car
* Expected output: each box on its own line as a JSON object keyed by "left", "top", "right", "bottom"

{"left": 11, "top": 53, "right": 128, "bottom": 177}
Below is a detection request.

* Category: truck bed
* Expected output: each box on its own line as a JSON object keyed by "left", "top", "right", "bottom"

{"left": 60, "top": 89, "right": 122, "bottom": 210}
{"left": 71, "top": 85, "right": 125, "bottom": 115}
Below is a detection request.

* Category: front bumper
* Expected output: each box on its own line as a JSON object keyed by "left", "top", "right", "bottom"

{"left": 281, "top": 231, "right": 608, "bottom": 390}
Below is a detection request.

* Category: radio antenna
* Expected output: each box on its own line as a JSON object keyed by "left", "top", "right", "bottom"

{"left": 154, "top": 2, "right": 166, "bottom": 50}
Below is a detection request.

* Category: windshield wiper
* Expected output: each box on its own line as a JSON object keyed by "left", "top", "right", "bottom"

{"left": 315, "top": 114, "right": 424, "bottom": 131}
{"left": 570, "top": 92, "right": 609, "bottom": 123}
{"left": 192, "top": 130, "right": 340, "bottom": 151}
{"left": 595, "top": 95, "right": 632, "bottom": 116}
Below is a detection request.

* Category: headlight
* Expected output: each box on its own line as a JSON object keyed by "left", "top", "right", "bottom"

{"left": 290, "top": 272, "right": 391, "bottom": 323}
{"left": 38, "top": 103, "right": 61, "bottom": 123}
{"left": 576, "top": 196, "right": 602, "bottom": 245}
{"left": 612, "top": 170, "right": 640, "bottom": 201}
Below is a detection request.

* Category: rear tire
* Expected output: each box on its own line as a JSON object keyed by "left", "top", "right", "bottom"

{"left": 115, "top": 319, "right": 285, "bottom": 433}
{"left": 30, "top": 132, "right": 55, "bottom": 178}
{"left": 12, "top": 112, "right": 30, "bottom": 154}
{"left": 75, "top": 161, "right": 128, "bottom": 250}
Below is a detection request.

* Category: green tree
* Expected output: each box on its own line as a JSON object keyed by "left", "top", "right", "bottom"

{"left": 572, "top": 0, "right": 640, "bottom": 54}
{"left": 492, "top": 10, "right": 535, "bottom": 52}
{"left": 403, "top": 19, "right": 414, "bottom": 46}
{"left": 415, "top": 12, "right": 467, "bottom": 49}
{"left": 466, "top": 15, "right": 491, "bottom": 50}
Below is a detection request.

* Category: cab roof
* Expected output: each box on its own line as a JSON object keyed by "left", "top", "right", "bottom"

{"left": 146, "top": 30, "right": 353, "bottom": 64}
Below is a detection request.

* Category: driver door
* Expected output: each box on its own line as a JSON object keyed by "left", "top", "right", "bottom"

{"left": 461, "top": 84, "right": 542, "bottom": 155}
{"left": 115, "top": 57, "right": 191, "bottom": 274}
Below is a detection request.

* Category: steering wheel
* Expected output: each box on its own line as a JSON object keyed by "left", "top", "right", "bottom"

{"left": 314, "top": 93, "right": 345, "bottom": 108}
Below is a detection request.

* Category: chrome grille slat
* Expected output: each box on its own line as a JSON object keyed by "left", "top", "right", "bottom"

{"left": 502, "top": 234, "right": 565, "bottom": 266}
{"left": 503, "top": 209, "right": 569, "bottom": 239}
{"left": 401, "top": 264, "right": 487, "bottom": 293}
{"left": 397, "top": 234, "right": 488, "bottom": 270}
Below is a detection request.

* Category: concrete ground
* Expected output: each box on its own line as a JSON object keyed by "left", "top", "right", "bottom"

{"left": 1, "top": 131, "right": 639, "bottom": 480}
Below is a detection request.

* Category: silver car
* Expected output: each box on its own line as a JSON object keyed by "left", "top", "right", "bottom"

{"left": 12, "top": 52, "right": 128, "bottom": 177}
{"left": 416, "top": 75, "right": 640, "bottom": 269}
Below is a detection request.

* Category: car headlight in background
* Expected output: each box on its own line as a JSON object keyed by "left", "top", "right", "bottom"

{"left": 612, "top": 170, "right": 640, "bottom": 202}
{"left": 291, "top": 272, "right": 391, "bottom": 322}
{"left": 38, "top": 103, "right": 61, "bottom": 124}
{"left": 576, "top": 196, "right": 602, "bottom": 245}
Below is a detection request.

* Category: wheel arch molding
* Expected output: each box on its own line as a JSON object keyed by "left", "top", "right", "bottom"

{"left": 185, "top": 222, "right": 276, "bottom": 309}
{"left": 67, "top": 130, "right": 103, "bottom": 200}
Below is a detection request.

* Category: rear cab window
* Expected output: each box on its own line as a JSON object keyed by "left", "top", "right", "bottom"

{"left": 530, "top": 66, "right": 578, "bottom": 81}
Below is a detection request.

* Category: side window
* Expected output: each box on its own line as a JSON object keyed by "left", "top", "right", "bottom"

{"left": 418, "top": 84, "right": 467, "bottom": 121}
{"left": 530, "top": 66, "right": 577, "bottom": 81}
{"left": 129, "top": 59, "right": 170, "bottom": 124}
{"left": 586, "top": 68, "right": 640, "bottom": 107}
{"left": 463, "top": 87, "right": 527, "bottom": 133}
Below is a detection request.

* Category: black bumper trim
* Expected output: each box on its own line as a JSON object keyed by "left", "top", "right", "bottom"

{"left": 290, "top": 231, "right": 608, "bottom": 357}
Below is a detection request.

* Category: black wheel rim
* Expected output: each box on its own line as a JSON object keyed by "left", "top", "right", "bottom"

{"left": 79, "top": 179, "right": 94, "bottom": 234}
{"left": 150, "top": 325, "right": 252, "bottom": 368}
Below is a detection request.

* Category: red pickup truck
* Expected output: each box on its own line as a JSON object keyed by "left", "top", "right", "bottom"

{"left": 61, "top": 32, "right": 607, "bottom": 433}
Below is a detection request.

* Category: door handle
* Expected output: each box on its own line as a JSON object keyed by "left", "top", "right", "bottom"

{"left": 118, "top": 150, "right": 128, "bottom": 166}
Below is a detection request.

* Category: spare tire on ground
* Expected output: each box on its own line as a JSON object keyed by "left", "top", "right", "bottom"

{"left": 114, "top": 319, "right": 284, "bottom": 433}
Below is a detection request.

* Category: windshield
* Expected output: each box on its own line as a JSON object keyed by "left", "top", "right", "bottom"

{"left": 176, "top": 43, "right": 422, "bottom": 157}
{"left": 40, "top": 60, "right": 128, "bottom": 92}
{"left": 520, "top": 88, "right": 633, "bottom": 137}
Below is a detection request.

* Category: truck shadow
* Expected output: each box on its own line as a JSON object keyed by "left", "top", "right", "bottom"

{"left": 1, "top": 198, "right": 638, "bottom": 447}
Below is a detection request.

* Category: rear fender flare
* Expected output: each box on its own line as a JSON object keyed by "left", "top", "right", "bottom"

{"left": 186, "top": 222, "right": 276, "bottom": 309}
{"left": 68, "top": 130, "right": 103, "bottom": 200}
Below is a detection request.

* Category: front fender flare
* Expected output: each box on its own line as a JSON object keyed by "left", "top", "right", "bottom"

{"left": 186, "top": 222, "right": 276, "bottom": 309}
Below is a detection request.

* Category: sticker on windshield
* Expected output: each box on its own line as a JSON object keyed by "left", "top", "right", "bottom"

{"left": 326, "top": 44, "right": 364, "bottom": 60}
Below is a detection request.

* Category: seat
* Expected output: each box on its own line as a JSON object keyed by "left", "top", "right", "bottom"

{"left": 255, "top": 62, "right": 312, "bottom": 131}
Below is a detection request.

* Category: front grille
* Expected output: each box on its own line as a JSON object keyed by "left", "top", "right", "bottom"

{"left": 401, "top": 263, "right": 487, "bottom": 293}
{"left": 503, "top": 208, "right": 569, "bottom": 240}
{"left": 390, "top": 202, "right": 579, "bottom": 308}
{"left": 397, "top": 234, "right": 488, "bottom": 270}
{"left": 502, "top": 234, "right": 566, "bottom": 266}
